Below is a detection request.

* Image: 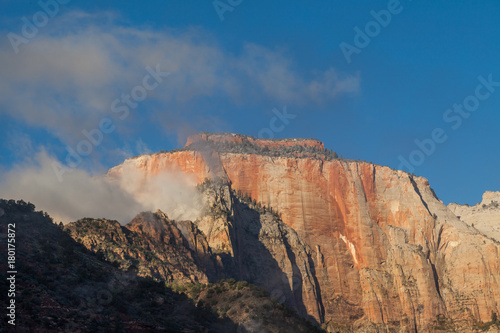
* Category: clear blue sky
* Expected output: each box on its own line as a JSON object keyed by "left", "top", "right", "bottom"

{"left": 1, "top": 0, "right": 499, "bottom": 205}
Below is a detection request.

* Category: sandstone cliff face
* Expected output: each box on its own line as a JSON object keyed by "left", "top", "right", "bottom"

{"left": 107, "top": 133, "right": 500, "bottom": 331}
{"left": 448, "top": 191, "right": 500, "bottom": 242}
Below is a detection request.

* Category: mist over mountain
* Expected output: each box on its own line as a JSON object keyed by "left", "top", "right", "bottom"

{"left": 0, "top": 150, "right": 203, "bottom": 224}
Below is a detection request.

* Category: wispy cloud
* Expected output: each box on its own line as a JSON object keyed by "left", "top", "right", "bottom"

{"left": 0, "top": 10, "right": 360, "bottom": 149}
{"left": 0, "top": 149, "right": 203, "bottom": 224}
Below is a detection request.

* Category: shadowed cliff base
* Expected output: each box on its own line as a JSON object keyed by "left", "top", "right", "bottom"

{"left": 64, "top": 178, "right": 326, "bottom": 329}
{"left": 0, "top": 199, "right": 323, "bottom": 332}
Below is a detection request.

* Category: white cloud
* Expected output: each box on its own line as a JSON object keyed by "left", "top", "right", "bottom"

{"left": 0, "top": 10, "right": 360, "bottom": 148}
{"left": 0, "top": 149, "right": 203, "bottom": 224}
{"left": 111, "top": 161, "right": 203, "bottom": 222}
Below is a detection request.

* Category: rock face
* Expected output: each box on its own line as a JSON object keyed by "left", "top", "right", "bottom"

{"left": 197, "top": 179, "right": 325, "bottom": 324}
{"left": 448, "top": 191, "right": 500, "bottom": 242}
{"left": 65, "top": 211, "right": 219, "bottom": 284}
{"left": 107, "top": 133, "right": 500, "bottom": 331}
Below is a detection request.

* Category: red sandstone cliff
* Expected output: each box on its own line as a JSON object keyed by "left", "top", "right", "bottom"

{"left": 107, "top": 133, "right": 500, "bottom": 332}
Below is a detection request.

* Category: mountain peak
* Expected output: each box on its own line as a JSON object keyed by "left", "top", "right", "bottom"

{"left": 482, "top": 191, "right": 500, "bottom": 205}
{"left": 126, "top": 210, "right": 173, "bottom": 241}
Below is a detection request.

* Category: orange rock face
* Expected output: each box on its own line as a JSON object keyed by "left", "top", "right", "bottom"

{"left": 108, "top": 133, "right": 500, "bottom": 331}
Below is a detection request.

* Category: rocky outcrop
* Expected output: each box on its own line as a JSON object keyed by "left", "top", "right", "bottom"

{"left": 65, "top": 211, "right": 219, "bottom": 284}
{"left": 186, "top": 132, "right": 325, "bottom": 150}
{"left": 449, "top": 191, "right": 500, "bottom": 242}
{"left": 106, "top": 133, "right": 500, "bottom": 331}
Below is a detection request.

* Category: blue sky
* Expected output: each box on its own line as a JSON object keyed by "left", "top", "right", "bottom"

{"left": 1, "top": 0, "right": 499, "bottom": 206}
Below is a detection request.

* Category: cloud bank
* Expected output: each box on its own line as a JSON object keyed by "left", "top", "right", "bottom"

{"left": 0, "top": 150, "right": 203, "bottom": 224}
{"left": 0, "top": 10, "right": 360, "bottom": 148}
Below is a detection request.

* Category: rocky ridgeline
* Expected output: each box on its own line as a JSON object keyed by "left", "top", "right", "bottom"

{"left": 155, "top": 132, "right": 341, "bottom": 161}
{"left": 448, "top": 191, "right": 500, "bottom": 242}
{"left": 0, "top": 199, "right": 324, "bottom": 332}
{"left": 64, "top": 212, "right": 216, "bottom": 284}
